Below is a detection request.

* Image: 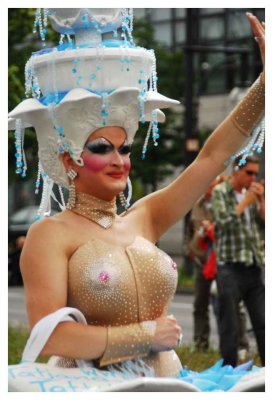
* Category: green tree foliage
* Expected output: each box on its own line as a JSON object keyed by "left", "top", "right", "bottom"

{"left": 130, "top": 17, "right": 185, "bottom": 194}
{"left": 9, "top": 9, "right": 57, "bottom": 184}
{"left": 8, "top": 9, "right": 58, "bottom": 109}
{"left": 9, "top": 9, "right": 37, "bottom": 183}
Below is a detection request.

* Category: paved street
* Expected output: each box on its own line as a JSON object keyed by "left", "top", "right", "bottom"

{"left": 9, "top": 286, "right": 256, "bottom": 351}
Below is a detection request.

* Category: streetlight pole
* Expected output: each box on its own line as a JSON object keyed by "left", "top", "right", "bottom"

{"left": 183, "top": 44, "right": 250, "bottom": 168}
{"left": 184, "top": 9, "right": 200, "bottom": 167}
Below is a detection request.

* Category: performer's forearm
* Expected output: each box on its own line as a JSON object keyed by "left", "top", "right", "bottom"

{"left": 197, "top": 75, "right": 265, "bottom": 169}
{"left": 40, "top": 321, "right": 107, "bottom": 360}
{"left": 40, "top": 319, "right": 156, "bottom": 365}
{"left": 99, "top": 321, "right": 156, "bottom": 367}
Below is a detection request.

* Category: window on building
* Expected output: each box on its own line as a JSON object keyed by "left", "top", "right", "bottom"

{"left": 150, "top": 8, "right": 171, "bottom": 21}
{"left": 200, "top": 17, "right": 225, "bottom": 40}
{"left": 175, "top": 9, "right": 186, "bottom": 18}
{"left": 154, "top": 23, "right": 172, "bottom": 45}
{"left": 254, "top": 9, "right": 265, "bottom": 21}
{"left": 133, "top": 8, "right": 264, "bottom": 93}
{"left": 200, "top": 8, "right": 224, "bottom": 15}
{"left": 198, "top": 52, "right": 227, "bottom": 94}
{"left": 175, "top": 22, "right": 186, "bottom": 44}
{"left": 227, "top": 11, "right": 252, "bottom": 39}
{"left": 133, "top": 8, "right": 146, "bottom": 19}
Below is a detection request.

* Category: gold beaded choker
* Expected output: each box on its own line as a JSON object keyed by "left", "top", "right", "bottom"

{"left": 69, "top": 192, "right": 117, "bottom": 229}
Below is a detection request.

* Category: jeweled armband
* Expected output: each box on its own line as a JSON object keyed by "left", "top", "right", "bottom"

{"left": 99, "top": 320, "right": 157, "bottom": 367}
{"left": 230, "top": 74, "right": 265, "bottom": 137}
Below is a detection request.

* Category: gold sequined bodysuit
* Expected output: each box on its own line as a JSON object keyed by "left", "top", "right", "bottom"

{"left": 65, "top": 236, "right": 182, "bottom": 377}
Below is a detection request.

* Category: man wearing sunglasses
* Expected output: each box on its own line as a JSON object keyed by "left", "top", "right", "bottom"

{"left": 211, "top": 155, "right": 265, "bottom": 367}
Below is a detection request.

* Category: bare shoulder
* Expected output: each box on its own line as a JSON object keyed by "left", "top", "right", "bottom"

{"left": 21, "top": 214, "right": 72, "bottom": 272}
{"left": 24, "top": 213, "right": 71, "bottom": 248}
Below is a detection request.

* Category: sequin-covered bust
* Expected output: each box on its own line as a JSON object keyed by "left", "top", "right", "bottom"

{"left": 9, "top": 9, "right": 265, "bottom": 392}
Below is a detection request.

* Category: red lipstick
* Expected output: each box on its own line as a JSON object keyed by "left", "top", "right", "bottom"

{"left": 107, "top": 172, "right": 124, "bottom": 179}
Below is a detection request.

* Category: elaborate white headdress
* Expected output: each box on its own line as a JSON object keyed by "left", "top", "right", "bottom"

{"left": 8, "top": 8, "right": 180, "bottom": 217}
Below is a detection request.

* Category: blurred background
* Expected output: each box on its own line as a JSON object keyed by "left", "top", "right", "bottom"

{"left": 8, "top": 8, "right": 265, "bottom": 287}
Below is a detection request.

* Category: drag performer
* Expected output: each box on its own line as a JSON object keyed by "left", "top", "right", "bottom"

{"left": 8, "top": 9, "right": 265, "bottom": 392}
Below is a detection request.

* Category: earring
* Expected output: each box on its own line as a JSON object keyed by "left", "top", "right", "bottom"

{"left": 119, "top": 191, "right": 127, "bottom": 209}
{"left": 66, "top": 168, "right": 78, "bottom": 209}
{"left": 119, "top": 177, "right": 132, "bottom": 211}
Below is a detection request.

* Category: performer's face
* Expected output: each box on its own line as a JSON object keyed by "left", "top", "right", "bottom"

{"left": 76, "top": 127, "right": 131, "bottom": 199}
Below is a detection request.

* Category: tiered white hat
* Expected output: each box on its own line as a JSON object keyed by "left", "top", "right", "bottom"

{"left": 8, "top": 8, "right": 180, "bottom": 214}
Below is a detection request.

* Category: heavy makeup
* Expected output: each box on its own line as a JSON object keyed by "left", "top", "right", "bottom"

{"left": 83, "top": 137, "right": 131, "bottom": 173}
{"left": 64, "top": 127, "right": 131, "bottom": 200}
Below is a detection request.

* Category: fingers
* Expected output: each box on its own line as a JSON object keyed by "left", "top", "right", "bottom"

{"left": 246, "top": 12, "right": 265, "bottom": 36}
{"left": 167, "top": 315, "right": 182, "bottom": 335}
{"left": 246, "top": 12, "right": 265, "bottom": 69}
{"left": 250, "top": 182, "right": 263, "bottom": 190}
{"left": 249, "top": 182, "right": 264, "bottom": 196}
{"left": 153, "top": 315, "right": 182, "bottom": 352}
{"left": 245, "top": 189, "right": 258, "bottom": 202}
{"left": 167, "top": 315, "right": 181, "bottom": 329}
{"left": 246, "top": 191, "right": 258, "bottom": 203}
{"left": 171, "top": 321, "right": 182, "bottom": 348}
{"left": 177, "top": 332, "right": 183, "bottom": 348}
{"left": 248, "top": 184, "right": 258, "bottom": 192}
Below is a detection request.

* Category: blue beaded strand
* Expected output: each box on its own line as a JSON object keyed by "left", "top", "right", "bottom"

{"left": 225, "top": 116, "right": 265, "bottom": 169}
{"left": 14, "top": 119, "right": 27, "bottom": 178}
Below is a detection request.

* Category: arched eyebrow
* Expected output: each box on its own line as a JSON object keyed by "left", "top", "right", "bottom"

{"left": 87, "top": 137, "right": 127, "bottom": 147}
{"left": 86, "top": 137, "right": 111, "bottom": 145}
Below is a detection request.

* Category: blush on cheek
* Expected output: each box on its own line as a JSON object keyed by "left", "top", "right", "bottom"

{"left": 82, "top": 154, "right": 109, "bottom": 172}
{"left": 124, "top": 159, "right": 131, "bottom": 172}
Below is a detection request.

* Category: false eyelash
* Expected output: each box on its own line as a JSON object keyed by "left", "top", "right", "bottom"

{"left": 118, "top": 144, "right": 132, "bottom": 155}
{"left": 85, "top": 143, "right": 114, "bottom": 154}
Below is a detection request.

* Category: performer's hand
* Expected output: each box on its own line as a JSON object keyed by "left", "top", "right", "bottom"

{"left": 246, "top": 12, "right": 265, "bottom": 83}
{"left": 151, "top": 315, "right": 182, "bottom": 352}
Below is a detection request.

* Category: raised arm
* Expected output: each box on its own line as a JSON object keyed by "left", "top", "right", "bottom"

{"left": 134, "top": 13, "right": 265, "bottom": 241}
